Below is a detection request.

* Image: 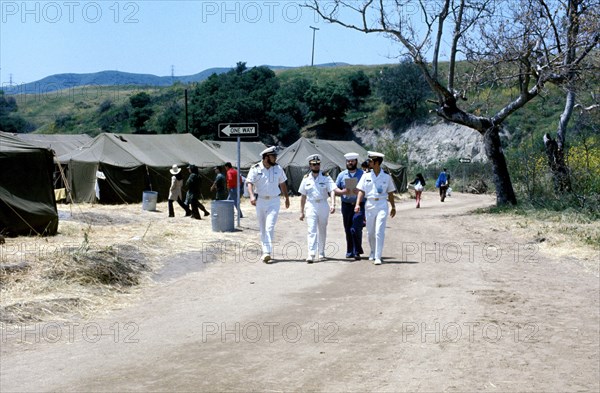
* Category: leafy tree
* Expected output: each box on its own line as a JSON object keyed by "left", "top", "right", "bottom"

{"left": 0, "top": 90, "right": 30, "bottom": 133}
{"left": 375, "top": 61, "right": 431, "bottom": 127}
{"left": 270, "top": 77, "right": 311, "bottom": 144}
{"left": 97, "top": 99, "right": 112, "bottom": 114}
{"left": 235, "top": 61, "right": 248, "bottom": 74}
{"left": 129, "top": 92, "right": 154, "bottom": 133}
{"left": 347, "top": 70, "right": 372, "bottom": 108}
{"left": 157, "top": 103, "right": 182, "bottom": 134}
{"left": 305, "top": 81, "right": 351, "bottom": 124}
{"left": 190, "top": 65, "right": 279, "bottom": 140}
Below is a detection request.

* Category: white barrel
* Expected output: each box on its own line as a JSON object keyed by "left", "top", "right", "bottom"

{"left": 142, "top": 191, "right": 158, "bottom": 211}
{"left": 211, "top": 200, "right": 234, "bottom": 232}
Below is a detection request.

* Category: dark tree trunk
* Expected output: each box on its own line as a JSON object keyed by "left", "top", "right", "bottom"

{"left": 484, "top": 126, "right": 517, "bottom": 206}
{"left": 543, "top": 133, "right": 572, "bottom": 193}
{"left": 432, "top": 96, "right": 518, "bottom": 206}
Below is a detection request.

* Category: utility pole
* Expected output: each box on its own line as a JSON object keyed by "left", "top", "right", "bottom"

{"left": 310, "top": 26, "right": 319, "bottom": 66}
{"left": 184, "top": 89, "right": 189, "bottom": 134}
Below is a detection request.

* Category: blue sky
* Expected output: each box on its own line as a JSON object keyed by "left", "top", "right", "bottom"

{"left": 1, "top": 1, "right": 406, "bottom": 86}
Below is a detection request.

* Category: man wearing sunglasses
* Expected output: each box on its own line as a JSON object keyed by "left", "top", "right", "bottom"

{"left": 246, "top": 146, "right": 290, "bottom": 263}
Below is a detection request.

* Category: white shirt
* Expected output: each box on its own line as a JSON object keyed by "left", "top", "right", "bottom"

{"left": 298, "top": 172, "right": 336, "bottom": 201}
{"left": 356, "top": 170, "right": 396, "bottom": 199}
{"left": 246, "top": 162, "right": 287, "bottom": 197}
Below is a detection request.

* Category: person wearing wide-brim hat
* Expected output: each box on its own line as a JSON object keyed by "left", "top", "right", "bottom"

{"left": 298, "top": 153, "right": 341, "bottom": 263}
{"left": 335, "top": 152, "right": 366, "bottom": 260}
{"left": 354, "top": 151, "right": 397, "bottom": 265}
{"left": 246, "top": 146, "right": 290, "bottom": 263}
{"left": 167, "top": 164, "right": 190, "bottom": 217}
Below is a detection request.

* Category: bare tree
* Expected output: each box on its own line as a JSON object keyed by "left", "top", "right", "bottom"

{"left": 532, "top": 0, "right": 599, "bottom": 193}
{"left": 306, "top": 0, "right": 599, "bottom": 205}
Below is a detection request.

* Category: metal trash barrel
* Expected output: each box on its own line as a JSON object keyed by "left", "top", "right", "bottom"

{"left": 142, "top": 191, "right": 158, "bottom": 211}
{"left": 211, "top": 200, "right": 234, "bottom": 232}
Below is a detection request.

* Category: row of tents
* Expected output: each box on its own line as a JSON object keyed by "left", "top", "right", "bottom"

{"left": 0, "top": 131, "right": 406, "bottom": 236}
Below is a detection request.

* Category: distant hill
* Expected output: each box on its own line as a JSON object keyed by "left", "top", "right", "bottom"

{"left": 3, "top": 63, "right": 349, "bottom": 95}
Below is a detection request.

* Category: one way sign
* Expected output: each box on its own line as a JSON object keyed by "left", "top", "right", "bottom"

{"left": 218, "top": 123, "right": 259, "bottom": 139}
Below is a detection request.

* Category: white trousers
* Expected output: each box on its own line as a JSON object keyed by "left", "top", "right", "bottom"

{"left": 365, "top": 201, "right": 389, "bottom": 260}
{"left": 305, "top": 201, "right": 330, "bottom": 256}
{"left": 256, "top": 197, "right": 280, "bottom": 255}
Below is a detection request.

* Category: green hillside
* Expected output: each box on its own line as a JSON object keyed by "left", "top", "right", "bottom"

{"left": 5, "top": 63, "right": 580, "bottom": 147}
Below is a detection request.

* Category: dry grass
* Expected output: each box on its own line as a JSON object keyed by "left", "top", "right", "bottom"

{"left": 0, "top": 201, "right": 240, "bottom": 324}
{"left": 482, "top": 211, "right": 600, "bottom": 276}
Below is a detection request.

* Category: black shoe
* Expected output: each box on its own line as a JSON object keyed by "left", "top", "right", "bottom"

{"left": 185, "top": 212, "right": 191, "bottom": 217}
{"left": 354, "top": 254, "right": 361, "bottom": 260}
{"left": 168, "top": 215, "right": 174, "bottom": 218}
{"left": 204, "top": 211, "right": 210, "bottom": 216}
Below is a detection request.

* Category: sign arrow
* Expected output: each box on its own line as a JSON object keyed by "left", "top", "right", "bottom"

{"left": 218, "top": 123, "right": 259, "bottom": 139}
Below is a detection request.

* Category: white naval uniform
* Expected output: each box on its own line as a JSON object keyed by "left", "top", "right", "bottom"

{"left": 246, "top": 162, "right": 288, "bottom": 256}
{"left": 298, "top": 172, "right": 336, "bottom": 257}
{"left": 356, "top": 170, "right": 396, "bottom": 260}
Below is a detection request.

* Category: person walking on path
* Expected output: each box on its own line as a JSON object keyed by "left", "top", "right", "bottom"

{"left": 435, "top": 168, "right": 449, "bottom": 202}
{"left": 224, "top": 162, "right": 243, "bottom": 218}
{"left": 409, "top": 173, "right": 426, "bottom": 208}
{"left": 185, "top": 165, "right": 210, "bottom": 219}
{"left": 299, "top": 154, "right": 340, "bottom": 263}
{"left": 167, "top": 164, "right": 190, "bottom": 217}
{"left": 246, "top": 146, "right": 290, "bottom": 263}
{"left": 355, "top": 151, "right": 397, "bottom": 265}
{"left": 210, "top": 165, "right": 228, "bottom": 200}
{"left": 335, "top": 152, "right": 365, "bottom": 260}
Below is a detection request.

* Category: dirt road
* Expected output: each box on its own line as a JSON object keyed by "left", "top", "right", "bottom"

{"left": 1, "top": 193, "right": 599, "bottom": 392}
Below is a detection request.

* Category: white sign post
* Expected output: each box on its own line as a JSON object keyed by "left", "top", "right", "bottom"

{"left": 218, "top": 123, "right": 259, "bottom": 227}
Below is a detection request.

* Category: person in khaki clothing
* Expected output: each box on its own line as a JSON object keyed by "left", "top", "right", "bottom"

{"left": 167, "top": 164, "right": 190, "bottom": 217}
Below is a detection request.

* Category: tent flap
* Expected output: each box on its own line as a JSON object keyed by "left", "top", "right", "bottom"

{"left": 0, "top": 132, "right": 59, "bottom": 236}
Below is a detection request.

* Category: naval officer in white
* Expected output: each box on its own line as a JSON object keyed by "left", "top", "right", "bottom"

{"left": 298, "top": 154, "right": 339, "bottom": 263}
{"left": 246, "top": 146, "right": 290, "bottom": 263}
{"left": 354, "top": 151, "right": 397, "bottom": 265}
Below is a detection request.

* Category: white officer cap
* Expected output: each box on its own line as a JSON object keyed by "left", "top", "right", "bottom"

{"left": 307, "top": 154, "right": 321, "bottom": 164}
{"left": 344, "top": 152, "right": 360, "bottom": 161}
{"left": 260, "top": 146, "right": 278, "bottom": 157}
{"left": 367, "top": 151, "right": 385, "bottom": 159}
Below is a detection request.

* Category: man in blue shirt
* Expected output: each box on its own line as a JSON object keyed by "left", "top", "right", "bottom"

{"left": 335, "top": 152, "right": 365, "bottom": 260}
{"left": 435, "top": 168, "right": 449, "bottom": 202}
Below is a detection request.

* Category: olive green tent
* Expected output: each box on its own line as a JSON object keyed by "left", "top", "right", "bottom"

{"left": 203, "top": 140, "right": 268, "bottom": 170}
{"left": 0, "top": 131, "right": 59, "bottom": 236}
{"left": 58, "top": 133, "right": 225, "bottom": 203}
{"left": 277, "top": 138, "right": 407, "bottom": 194}
{"left": 12, "top": 133, "right": 92, "bottom": 157}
